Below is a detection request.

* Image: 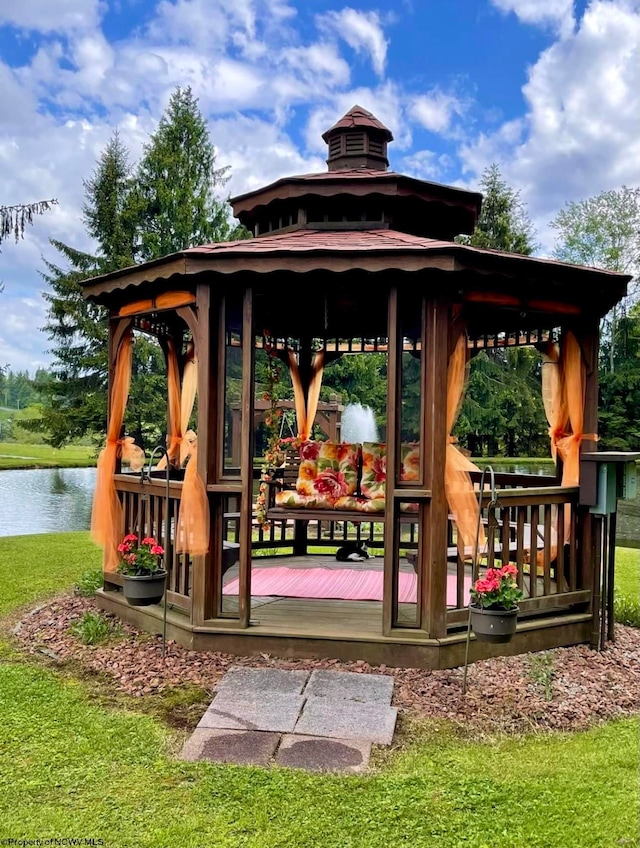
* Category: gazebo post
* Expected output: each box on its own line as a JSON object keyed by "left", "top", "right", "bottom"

{"left": 422, "top": 298, "right": 450, "bottom": 637}
{"left": 189, "top": 284, "right": 213, "bottom": 625}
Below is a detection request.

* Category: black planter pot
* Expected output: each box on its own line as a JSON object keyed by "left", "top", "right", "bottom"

{"left": 122, "top": 571, "right": 167, "bottom": 606}
{"left": 469, "top": 604, "right": 519, "bottom": 644}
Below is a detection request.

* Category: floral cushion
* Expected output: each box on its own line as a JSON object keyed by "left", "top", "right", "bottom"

{"left": 360, "top": 442, "right": 386, "bottom": 499}
{"left": 400, "top": 442, "right": 420, "bottom": 482}
{"left": 334, "top": 495, "right": 385, "bottom": 513}
{"left": 295, "top": 440, "right": 360, "bottom": 501}
{"left": 274, "top": 490, "right": 338, "bottom": 510}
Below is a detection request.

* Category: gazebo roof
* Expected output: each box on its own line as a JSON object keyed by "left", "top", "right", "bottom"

{"left": 82, "top": 226, "right": 630, "bottom": 321}
{"left": 81, "top": 104, "right": 631, "bottom": 324}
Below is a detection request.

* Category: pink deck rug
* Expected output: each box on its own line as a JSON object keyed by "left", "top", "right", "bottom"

{"left": 223, "top": 566, "right": 471, "bottom": 607}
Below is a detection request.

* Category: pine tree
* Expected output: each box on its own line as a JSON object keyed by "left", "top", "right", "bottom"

{"left": 36, "top": 88, "right": 248, "bottom": 447}
{"left": 132, "top": 86, "right": 246, "bottom": 261}
{"left": 82, "top": 129, "right": 136, "bottom": 271}
{"left": 458, "top": 163, "right": 537, "bottom": 255}
{"left": 36, "top": 134, "right": 155, "bottom": 447}
{"left": 456, "top": 165, "right": 542, "bottom": 457}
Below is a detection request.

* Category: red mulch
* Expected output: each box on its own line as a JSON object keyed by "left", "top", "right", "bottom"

{"left": 10, "top": 592, "right": 640, "bottom": 737}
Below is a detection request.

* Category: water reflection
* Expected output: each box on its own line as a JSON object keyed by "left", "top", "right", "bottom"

{"left": 0, "top": 467, "right": 96, "bottom": 537}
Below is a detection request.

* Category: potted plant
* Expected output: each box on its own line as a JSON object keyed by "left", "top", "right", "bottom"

{"left": 469, "top": 564, "right": 524, "bottom": 643}
{"left": 117, "top": 534, "right": 167, "bottom": 606}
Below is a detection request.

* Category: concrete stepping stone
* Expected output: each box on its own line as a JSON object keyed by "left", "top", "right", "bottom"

{"left": 294, "top": 696, "right": 398, "bottom": 745}
{"left": 215, "top": 666, "right": 310, "bottom": 695}
{"left": 305, "top": 669, "right": 394, "bottom": 704}
{"left": 180, "top": 728, "right": 280, "bottom": 766}
{"left": 276, "top": 734, "right": 371, "bottom": 774}
{"left": 198, "top": 692, "right": 305, "bottom": 733}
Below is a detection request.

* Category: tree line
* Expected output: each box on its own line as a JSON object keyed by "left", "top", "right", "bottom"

{"left": 5, "top": 91, "right": 638, "bottom": 456}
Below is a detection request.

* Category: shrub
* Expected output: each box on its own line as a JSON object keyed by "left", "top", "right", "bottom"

{"left": 74, "top": 569, "right": 104, "bottom": 597}
{"left": 614, "top": 594, "right": 640, "bottom": 628}
{"left": 68, "top": 611, "right": 122, "bottom": 645}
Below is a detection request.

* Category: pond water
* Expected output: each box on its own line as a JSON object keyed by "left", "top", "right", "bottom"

{"left": 0, "top": 463, "right": 637, "bottom": 547}
{"left": 0, "top": 467, "right": 97, "bottom": 538}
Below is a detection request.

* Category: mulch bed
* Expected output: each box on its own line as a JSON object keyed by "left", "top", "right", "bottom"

{"left": 9, "top": 592, "right": 640, "bottom": 738}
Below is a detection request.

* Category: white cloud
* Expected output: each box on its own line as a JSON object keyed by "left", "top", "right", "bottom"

{"left": 282, "top": 42, "right": 351, "bottom": 88}
{"left": 0, "top": 291, "right": 52, "bottom": 374}
{"left": 490, "top": 0, "right": 576, "bottom": 38}
{"left": 460, "top": 0, "right": 640, "bottom": 254}
{"left": 0, "top": 0, "right": 103, "bottom": 33}
{"left": 317, "top": 8, "right": 388, "bottom": 76}
{"left": 410, "top": 91, "right": 465, "bottom": 134}
{"left": 401, "top": 150, "right": 454, "bottom": 181}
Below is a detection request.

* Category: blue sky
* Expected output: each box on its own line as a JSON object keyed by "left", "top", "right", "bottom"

{"left": 0, "top": 0, "right": 638, "bottom": 373}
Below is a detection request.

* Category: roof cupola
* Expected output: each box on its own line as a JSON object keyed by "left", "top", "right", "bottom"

{"left": 322, "top": 104, "right": 393, "bottom": 171}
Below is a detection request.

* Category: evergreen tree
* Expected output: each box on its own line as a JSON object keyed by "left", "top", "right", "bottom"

{"left": 37, "top": 88, "right": 247, "bottom": 448}
{"left": 82, "top": 129, "right": 136, "bottom": 271}
{"left": 131, "top": 86, "right": 247, "bottom": 260}
{"left": 456, "top": 166, "right": 542, "bottom": 456}
{"left": 36, "top": 133, "right": 158, "bottom": 448}
{"left": 457, "top": 163, "right": 537, "bottom": 255}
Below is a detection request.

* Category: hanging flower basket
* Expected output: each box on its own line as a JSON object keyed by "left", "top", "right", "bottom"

{"left": 469, "top": 604, "right": 519, "bottom": 643}
{"left": 122, "top": 571, "right": 168, "bottom": 606}
{"left": 117, "top": 534, "right": 167, "bottom": 606}
{"left": 468, "top": 563, "right": 523, "bottom": 643}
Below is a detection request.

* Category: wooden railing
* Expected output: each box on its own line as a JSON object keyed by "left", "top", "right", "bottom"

{"left": 447, "top": 483, "right": 586, "bottom": 625}
{"left": 110, "top": 471, "right": 588, "bottom": 631}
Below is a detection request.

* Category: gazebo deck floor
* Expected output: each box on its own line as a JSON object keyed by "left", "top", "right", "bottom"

{"left": 96, "top": 554, "right": 585, "bottom": 669}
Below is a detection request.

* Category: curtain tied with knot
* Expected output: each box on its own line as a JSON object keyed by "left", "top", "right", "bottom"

{"left": 542, "top": 331, "right": 597, "bottom": 547}
{"left": 158, "top": 339, "right": 209, "bottom": 555}
{"left": 288, "top": 349, "right": 325, "bottom": 440}
{"left": 90, "top": 328, "right": 145, "bottom": 572}
{"left": 445, "top": 330, "right": 485, "bottom": 559}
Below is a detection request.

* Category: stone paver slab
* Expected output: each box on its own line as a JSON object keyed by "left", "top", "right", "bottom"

{"left": 180, "top": 728, "right": 280, "bottom": 766}
{"left": 198, "top": 692, "right": 304, "bottom": 733}
{"left": 276, "top": 734, "right": 371, "bottom": 773}
{"left": 305, "top": 670, "right": 394, "bottom": 704}
{"left": 294, "top": 695, "right": 397, "bottom": 745}
{"left": 215, "top": 666, "right": 309, "bottom": 696}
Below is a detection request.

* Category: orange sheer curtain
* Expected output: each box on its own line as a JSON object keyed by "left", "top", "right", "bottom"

{"left": 445, "top": 330, "right": 485, "bottom": 556}
{"left": 176, "top": 343, "right": 208, "bottom": 554}
{"left": 90, "top": 328, "right": 145, "bottom": 572}
{"left": 556, "top": 331, "right": 597, "bottom": 543}
{"left": 288, "top": 350, "right": 325, "bottom": 440}
{"left": 157, "top": 338, "right": 182, "bottom": 469}
{"left": 541, "top": 331, "right": 595, "bottom": 547}
{"left": 541, "top": 341, "right": 566, "bottom": 465}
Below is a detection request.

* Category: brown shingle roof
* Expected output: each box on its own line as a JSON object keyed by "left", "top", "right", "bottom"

{"left": 322, "top": 105, "right": 393, "bottom": 142}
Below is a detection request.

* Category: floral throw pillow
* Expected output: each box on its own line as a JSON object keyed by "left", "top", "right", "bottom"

{"left": 295, "top": 440, "right": 322, "bottom": 495}
{"left": 296, "top": 440, "right": 360, "bottom": 501}
{"left": 400, "top": 442, "right": 420, "bottom": 482}
{"left": 360, "top": 442, "right": 386, "bottom": 499}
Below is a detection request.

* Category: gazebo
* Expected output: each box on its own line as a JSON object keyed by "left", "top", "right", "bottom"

{"left": 82, "top": 105, "right": 631, "bottom": 668}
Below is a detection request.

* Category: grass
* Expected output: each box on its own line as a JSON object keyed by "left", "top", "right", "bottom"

{"left": 0, "top": 441, "right": 97, "bottom": 469}
{"left": 0, "top": 533, "right": 638, "bottom": 847}
{"left": 0, "top": 532, "right": 102, "bottom": 620}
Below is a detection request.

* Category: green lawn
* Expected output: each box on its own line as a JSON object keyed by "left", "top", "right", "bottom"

{"left": 1, "top": 533, "right": 638, "bottom": 847}
{"left": 0, "top": 442, "right": 97, "bottom": 470}
{"left": 615, "top": 547, "right": 640, "bottom": 598}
